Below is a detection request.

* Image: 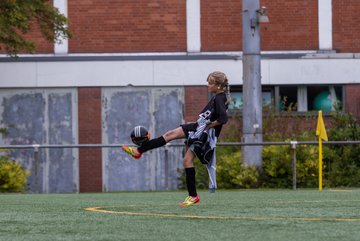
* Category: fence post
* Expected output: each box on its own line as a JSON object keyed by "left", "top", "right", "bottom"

{"left": 290, "top": 141, "right": 297, "bottom": 191}
{"left": 32, "top": 144, "right": 40, "bottom": 193}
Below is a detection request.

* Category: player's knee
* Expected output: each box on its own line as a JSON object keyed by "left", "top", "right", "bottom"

{"left": 163, "top": 128, "right": 182, "bottom": 141}
{"left": 183, "top": 152, "right": 194, "bottom": 168}
{"left": 183, "top": 158, "right": 193, "bottom": 168}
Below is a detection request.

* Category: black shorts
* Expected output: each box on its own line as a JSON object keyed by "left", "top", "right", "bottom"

{"left": 180, "top": 122, "right": 198, "bottom": 138}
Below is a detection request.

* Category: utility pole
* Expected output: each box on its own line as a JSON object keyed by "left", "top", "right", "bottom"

{"left": 242, "top": 0, "right": 263, "bottom": 167}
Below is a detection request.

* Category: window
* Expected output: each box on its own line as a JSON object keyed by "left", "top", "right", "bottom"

{"left": 307, "top": 86, "right": 342, "bottom": 111}
{"left": 229, "top": 85, "right": 343, "bottom": 113}
{"left": 229, "top": 86, "right": 273, "bottom": 111}
{"left": 278, "top": 86, "right": 298, "bottom": 111}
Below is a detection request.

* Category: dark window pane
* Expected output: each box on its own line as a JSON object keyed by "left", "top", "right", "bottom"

{"left": 279, "top": 86, "right": 297, "bottom": 111}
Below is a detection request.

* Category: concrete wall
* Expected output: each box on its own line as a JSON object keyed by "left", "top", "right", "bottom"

{"left": 102, "top": 87, "right": 185, "bottom": 191}
{"left": 0, "top": 87, "right": 188, "bottom": 192}
{"left": 0, "top": 89, "right": 78, "bottom": 193}
{"left": 2, "top": 56, "right": 360, "bottom": 88}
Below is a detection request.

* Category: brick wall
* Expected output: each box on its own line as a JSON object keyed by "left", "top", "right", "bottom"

{"left": 201, "top": 0, "right": 242, "bottom": 51}
{"left": 4, "top": 1, "right": 360, "bottom": 54}
{"left": 68, "top": 0, "right": 186, "bottom": 53}
{"left": 260, "top": 0, "right": 318, "bottom": 51}
{"left": 223, "top": 114, "right": 333, "bottom": 141}
{"left": 344, "top": 84, "right": 360, "bottom": 118}
{"left": 78, "top": 88, "right": 102, "bottom": 192}
{"left": 333, "top": 0, "right": 360, "bottom": 52}
{"left": 201, "top": 0, "right": 318, "bottom": 51}
{"left": 23, "top": 23, "right": 54, "bottom": 53}
{"left": 184, "top": 86, "right": 208, "bottom": 122}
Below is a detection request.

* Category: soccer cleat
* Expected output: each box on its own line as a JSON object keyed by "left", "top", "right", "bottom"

{"left": 179, "top": 195, "right": 200, "bottom": 207}
{"left": 121, "top": 145, "right": 142, "bottom": 159}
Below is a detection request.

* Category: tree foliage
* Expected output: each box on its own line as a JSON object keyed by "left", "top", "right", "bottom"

{"left": 0, "top": 0, "right": 71, "bottom": 55}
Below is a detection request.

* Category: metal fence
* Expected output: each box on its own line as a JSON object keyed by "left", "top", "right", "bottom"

{"left": 1, "top": 141, "right": 360, "bottom": 192}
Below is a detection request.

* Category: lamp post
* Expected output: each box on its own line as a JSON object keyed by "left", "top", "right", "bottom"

{"left": 242, "top": 0, "right": 268, "bottom": 167}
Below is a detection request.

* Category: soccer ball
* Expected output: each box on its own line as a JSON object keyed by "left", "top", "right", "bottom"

{"left": 130, "top": 126, "right": 150, "bottom": 146}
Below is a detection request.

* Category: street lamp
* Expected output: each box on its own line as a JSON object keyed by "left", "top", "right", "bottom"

{"left": 257, "top": 6, "right": 269, "bottom": 23}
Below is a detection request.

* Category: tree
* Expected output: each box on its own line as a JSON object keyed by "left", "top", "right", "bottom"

{"left": 0, "top": 0, "right": 71, "bottom": 56}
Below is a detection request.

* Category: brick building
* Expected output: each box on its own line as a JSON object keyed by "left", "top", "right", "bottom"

{"left": 0, "top": 0, "right": 359, "bottom": 193}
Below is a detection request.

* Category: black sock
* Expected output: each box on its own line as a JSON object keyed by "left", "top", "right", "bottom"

{"left": 138, "top": 136, "right": 166, "bottom": 153}
{"left": 185, "top": 167, "right": 197, "bottom": 197}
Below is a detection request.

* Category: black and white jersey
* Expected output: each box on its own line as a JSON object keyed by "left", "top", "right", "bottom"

{"left": 199, "top": 92, "right": 228, "bottom": 137}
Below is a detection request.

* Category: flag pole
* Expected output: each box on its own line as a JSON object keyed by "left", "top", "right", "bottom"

{"left": 318, "top": 134, "right": 323, "bottom": 192}
{"left": 316, "top": 110, "right": 327, "bottom": 192}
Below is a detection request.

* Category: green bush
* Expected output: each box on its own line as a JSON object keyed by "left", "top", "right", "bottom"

{"left": 215, "top": 124, "right": 260, "bottom": 189}
{"left": 220, "top": 153, "right": 260, "bottom": 188}
{"left": 216, "top": 143, "right": 317, "bottom": 189}
{"left": 0, "top": 154, "right": 29, "bottom": 192}
{"left": 261, "top": 144, "right": 318, "bottom": 188}
{"left": 322, "top": 112, "right": 360, "bottom": 187}
{"left": 179, "top": 148, "right": 260, "bottom": 189}
{"left": 0, "top": 127, "right": 30, "bottom": 192}
{"left": 261, "top": 145, "right": 293, "bottom": 188}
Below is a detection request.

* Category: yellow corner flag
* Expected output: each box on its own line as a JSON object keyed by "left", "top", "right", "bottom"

{"left": 316, "top": 111, "right": 328, "bottom": 192}
{"left": 316, "top": 111, "right": 328, "bottom": 142}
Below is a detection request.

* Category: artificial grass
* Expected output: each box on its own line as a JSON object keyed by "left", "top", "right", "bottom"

{"left": 0, "top": 189, "right": 359, "bottom": 241}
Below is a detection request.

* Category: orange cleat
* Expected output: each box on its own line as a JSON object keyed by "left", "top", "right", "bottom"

{"left": 121, "top": 145, "right": 142, "bottom": 159}
{"left": 179, "top": 195, "right": 200, "bottom": 207}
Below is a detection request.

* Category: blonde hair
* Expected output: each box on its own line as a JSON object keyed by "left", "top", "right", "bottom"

{"left": 207, "top": 71, "right": 231, "bottom": 104}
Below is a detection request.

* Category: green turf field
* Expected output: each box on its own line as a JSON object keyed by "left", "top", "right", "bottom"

{"left": 1, "top": 189, "right": 359, "bottom": 241}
